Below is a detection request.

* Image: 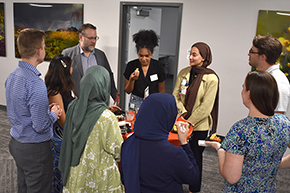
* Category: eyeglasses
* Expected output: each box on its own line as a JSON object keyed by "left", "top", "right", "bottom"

{"left": 83, "top": 35, "right": 99, "bottom": 41}
{"left": 249, "top": 49, "right": 260, "bottom": 54}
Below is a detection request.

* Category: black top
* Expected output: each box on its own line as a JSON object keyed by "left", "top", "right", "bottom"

{"left": 189, "top": 68, "right": 197, "bottom": 86}
{"left": 52, "top": 91, "right": 75, "bottom": 135}
{"left": 123, "top": 59, "right": 165, "bottom": 98}
{"left": 61, "top": 91, "right": 75, "bottom": 112}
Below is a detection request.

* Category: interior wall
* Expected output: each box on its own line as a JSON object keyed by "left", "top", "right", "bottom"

{"left": 159, "top": 7, "right": 178, "bottom": 56}
{"left": 1, "top": 0, "right": 290, "bottom": 155}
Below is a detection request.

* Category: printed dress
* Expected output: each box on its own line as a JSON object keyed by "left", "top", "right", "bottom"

{"left": 63, "top": 109, "right": 124, "bottom": 193}
{"left": 221, "top": 114, "right": 290, "bottom": 192}
{"left": 51, "top": 92, "right": 74, "bottom": 193}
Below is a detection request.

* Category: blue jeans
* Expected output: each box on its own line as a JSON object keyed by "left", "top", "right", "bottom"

{"left": 129, "top": 94, "right": 144, "bottom": 111}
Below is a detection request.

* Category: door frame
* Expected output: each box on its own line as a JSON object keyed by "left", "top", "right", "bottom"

{"left": 117, "top": 2, "right": 183, "bottom": 109}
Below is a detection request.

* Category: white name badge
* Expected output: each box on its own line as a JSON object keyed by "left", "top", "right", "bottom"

{"left": 150, "top": 74, "right": 158, "bottom": 82}
{"left": 144, "top": 86, "right": 149, "bottom": 99}
{"left": 180, "top": 88, "right": 187, "bottom": 95}
{"left": 129, "top": 103, "right": 135, "bottom": 109}
{"left": 181, "top": 79, "right": 187, "bottom": 86}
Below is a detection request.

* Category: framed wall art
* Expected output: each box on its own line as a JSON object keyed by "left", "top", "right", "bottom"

{"left": 256, "top": 10, "right": 290, "bottom": 81}
{"left": 0, "top": 3, "right": 5, "bottom": 57}
{"left": 14, "top": 3, "right": 83, "bottom": 60}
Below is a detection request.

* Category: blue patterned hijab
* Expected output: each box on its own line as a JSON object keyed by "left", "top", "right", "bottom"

{"left": 121, "top": 93, "right": 178, "bottom": 193}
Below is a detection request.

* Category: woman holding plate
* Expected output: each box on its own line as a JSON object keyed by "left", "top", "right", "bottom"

{"left": 172, "top": 42, "right": 219, "bottom": 192}
{"left": 206, "top": 71, "right": 290, "bottom": 192}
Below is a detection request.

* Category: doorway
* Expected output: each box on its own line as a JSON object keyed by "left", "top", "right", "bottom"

{"left": 117, "top": 2, "right": 183, "bottom": 110}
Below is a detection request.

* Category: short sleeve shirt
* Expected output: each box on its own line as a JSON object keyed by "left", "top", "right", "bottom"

{"left": 221, "top": 114, "right": 290, "bottom": 192}
{"left": 266, "top": 64, "right": 290, "bottom": 113}
{"left": 124, "top": 59, "right": 165, "bottom": 98}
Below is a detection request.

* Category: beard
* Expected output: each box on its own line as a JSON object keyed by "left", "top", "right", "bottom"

{"left": 82, "top": 43, "right": 95, "bottom": 52}
{"left": 84, "top": 45, "right": 94, "bottom": 52}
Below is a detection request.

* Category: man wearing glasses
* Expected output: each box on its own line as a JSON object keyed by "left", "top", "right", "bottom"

{"left": 248, "top": 35, "right": 290, "bottom": 114}
{"left": 62, "top": 23, "right": 119, "bottom": 104}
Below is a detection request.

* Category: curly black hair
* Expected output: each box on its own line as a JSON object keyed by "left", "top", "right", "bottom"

{"left": 133, "top": 29, "right": 159, "bottom": 54}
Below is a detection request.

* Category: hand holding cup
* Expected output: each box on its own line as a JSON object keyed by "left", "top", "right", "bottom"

{"left": 176, "top": 121, "right": 189, "bottom": 145}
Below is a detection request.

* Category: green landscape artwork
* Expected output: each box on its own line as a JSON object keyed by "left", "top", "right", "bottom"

{"left": 14, "top": 3, "right": 83, "bottom": 61}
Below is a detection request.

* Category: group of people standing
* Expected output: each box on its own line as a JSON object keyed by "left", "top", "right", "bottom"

{"left": 5, "top": 22, "right": 290, "bottom": 193}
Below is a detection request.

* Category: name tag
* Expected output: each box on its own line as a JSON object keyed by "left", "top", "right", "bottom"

{"left": 180, "top": 88, "right": 187, "bottom": 96}
{"left": 144, "top": 86, "right": 149, "bottom": 99}
{"left": 129, "top": 103, "right": 135, "bottom": 109}
{"left": 150, "top": 74, "right": 158, "bottom": 82}
{"left": 181, "top": 79, "right": 187, "bottom": 85}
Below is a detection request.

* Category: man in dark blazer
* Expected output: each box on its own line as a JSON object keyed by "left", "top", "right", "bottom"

{"left": 62, "top": 23, "right": 119, "bottom": 104}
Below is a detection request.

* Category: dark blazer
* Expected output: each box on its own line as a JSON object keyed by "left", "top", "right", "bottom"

{"left": 61, "top": 44, "right": 118, "bottom": 99}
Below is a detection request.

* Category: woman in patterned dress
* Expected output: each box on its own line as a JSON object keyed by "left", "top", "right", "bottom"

{"left": 206, "top": 71, "right": 290, "bottom": 192}
{"left": 45, "top": 54, "right": 76, "bottom": 193}
{"left": 59, "top": 65, "right": 124, "bottom": 193}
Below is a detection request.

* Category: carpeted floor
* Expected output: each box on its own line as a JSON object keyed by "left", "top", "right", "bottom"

{"left": 0, "top": 105, "right": 290, "bottom": 193}
{"left": 0, "top": 105, "right": 17, "bottom": 193}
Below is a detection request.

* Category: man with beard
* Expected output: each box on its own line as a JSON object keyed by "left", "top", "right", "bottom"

{"left": 248, "top": 35, "right": 290, "bottom": 114}
{"left": 62, "top": 23, "right": 119, "bottom": 104}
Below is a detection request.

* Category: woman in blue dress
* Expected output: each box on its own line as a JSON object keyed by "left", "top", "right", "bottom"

{"left": 45, "top": 54, "right": 76, "bottom": 193}
{"left": 206, "top": 71, "right": 290, "bottom": 192}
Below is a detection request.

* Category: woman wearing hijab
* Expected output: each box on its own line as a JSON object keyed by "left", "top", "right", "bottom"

{"left": 172, "top": 42, "right": 219, "bottom": 192}
{"left": 59, "top": 66, "right": 124, "bottom": 192}
{"left": 206, "top": 71, "right": 290, "bottom": 192}
{"left": 121, "top": 93, "right": 200, "bottom": 193}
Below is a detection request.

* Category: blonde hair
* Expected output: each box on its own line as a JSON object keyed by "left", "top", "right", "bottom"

{"left": 17, "top": 28, "right": 46, "bottom": 59}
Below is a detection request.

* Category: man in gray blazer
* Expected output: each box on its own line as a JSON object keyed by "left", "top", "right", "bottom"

{"left": 62, "top": 23, "right": 119, "bottom": 104}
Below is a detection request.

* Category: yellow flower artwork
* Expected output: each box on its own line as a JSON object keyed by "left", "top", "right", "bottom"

{"left": 256, "top": 10, "right": 290, "bottom": 82}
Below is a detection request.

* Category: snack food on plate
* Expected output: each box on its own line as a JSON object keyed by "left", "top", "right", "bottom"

{"left": 172, "top": 125, "right": 177, "bottom": 132}
{"left": 209, "top": 133, "right": 221, "bottom": 142}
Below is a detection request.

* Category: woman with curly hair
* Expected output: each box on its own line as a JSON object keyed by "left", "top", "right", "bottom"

{"left": 123, "top": 29, "right": 166, "bottom": 111}
{"left": 45, "top": 54, "right": 76, "bottom": 193}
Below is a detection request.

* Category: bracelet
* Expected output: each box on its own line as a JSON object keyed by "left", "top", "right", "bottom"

{"left": 216, "top": 144, "right": 222, "bottom": 151}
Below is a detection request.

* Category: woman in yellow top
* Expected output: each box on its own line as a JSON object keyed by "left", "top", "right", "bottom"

{"left": 172, "top": 42, "right": 219, "bottom": 192}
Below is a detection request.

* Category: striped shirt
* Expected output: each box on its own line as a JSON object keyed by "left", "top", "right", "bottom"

{"left": 5, "top": 61, "right": 57, "bottom": 143}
